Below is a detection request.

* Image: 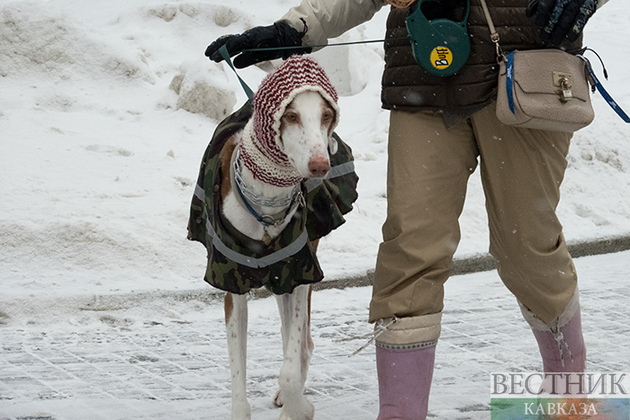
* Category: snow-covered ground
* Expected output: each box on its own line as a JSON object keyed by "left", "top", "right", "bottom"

{"left": 1, "top": 0, "right": 629, "bottom": 418}
{"left": 1, "top": 250, "right": 629, "bottom": 419}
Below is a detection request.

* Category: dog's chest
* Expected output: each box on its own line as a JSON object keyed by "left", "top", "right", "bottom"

{"left": 221, "top": 143, "right": 299, "bottom": 244}
{"left": 221, "top": 191, "right": 296, "bottom": 243}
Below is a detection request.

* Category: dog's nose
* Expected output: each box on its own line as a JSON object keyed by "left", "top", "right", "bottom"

{"left": 308, "top": 158, "right": 330, "bottom": 178}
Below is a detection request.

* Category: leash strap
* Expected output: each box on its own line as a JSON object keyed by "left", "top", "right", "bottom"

{"left": 242, "top": 38, "right": 401, "bottom": 53}
{"left": 219, "top": 37, "right": 405, "bottom": 100}
{"left": 506, "top": 51, "right": 516, "bottom": 114}
{"left": 579, "top": 55, "right": 630, "bottom": 123}
{"left": 219, "top": 44, "right": 255, "bottom": 101}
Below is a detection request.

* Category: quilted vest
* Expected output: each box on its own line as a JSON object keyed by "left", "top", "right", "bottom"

{"left": 381, "top": 0, "right": 583, "bottom": 112}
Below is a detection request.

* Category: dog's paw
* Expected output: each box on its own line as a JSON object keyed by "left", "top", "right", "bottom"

{"left": 231, "top": 401, "right": 251, "bottom": 420}
{"left": 278, "top": 398, "right": 314, "bottom": 420}
{"left": 273, "top": 388, "right": 284, "bottom": 407}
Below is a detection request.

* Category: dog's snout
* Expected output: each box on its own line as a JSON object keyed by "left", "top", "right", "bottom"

{"left": 308, "top": 157, "right": 330, "bottom": 178}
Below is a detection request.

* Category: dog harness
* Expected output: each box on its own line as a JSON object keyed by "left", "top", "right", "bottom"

{"left": 187, "top": 101, "right": 358, "bottom": 295}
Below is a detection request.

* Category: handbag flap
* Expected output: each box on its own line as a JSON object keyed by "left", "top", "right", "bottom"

{"left": 512, "top": 50, "right": 591, "bottom": 102}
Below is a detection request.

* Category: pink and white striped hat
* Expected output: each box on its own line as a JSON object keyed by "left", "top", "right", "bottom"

{"left": 239, "top": 55, "right": 339, "bottom": 187}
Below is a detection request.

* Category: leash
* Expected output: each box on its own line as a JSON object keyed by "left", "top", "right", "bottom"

{"left": 578, "top": 51, "right": 630, "bottom": 123}
{"left": 241, "top": 38, "right": 406, "bottom": 53}
{"left": 219, "top": 38, "right": 407, "bottom": 101}
{"left": 349, "top": 317, "right": 398, "bottom": 357}
{"left": 219, "top": 44, "right": 255, "bottom": 101}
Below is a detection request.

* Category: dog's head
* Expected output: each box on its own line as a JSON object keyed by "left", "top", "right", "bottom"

{"left": 249, "top": 55, "right": 340, "bottom": 182}
{"left": 278, "top": 88, "right": 338, "bottom": 179}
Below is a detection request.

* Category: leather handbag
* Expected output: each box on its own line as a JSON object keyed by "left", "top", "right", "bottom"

{"left": 480, "top": 0, "right": 594, "bottom": 132}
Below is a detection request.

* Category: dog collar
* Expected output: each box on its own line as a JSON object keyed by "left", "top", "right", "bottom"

{"left": 232, "top": 148, "right": 305, "bottom": 230}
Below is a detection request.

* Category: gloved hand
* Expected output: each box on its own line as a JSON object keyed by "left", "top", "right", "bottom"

{"left": 527, "top": 0, "right": 598, "bottom": 46}
{"left": 205, "top": 21, "right": 311, "bottom": 68}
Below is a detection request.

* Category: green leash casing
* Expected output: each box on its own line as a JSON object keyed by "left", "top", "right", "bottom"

{"left": 405, "top": 0, "right": 471, "bottom": 77}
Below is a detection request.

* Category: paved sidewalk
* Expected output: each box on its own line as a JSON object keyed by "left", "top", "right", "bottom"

{"left": 1, "top": 250, "right": 629, "bottom": 420}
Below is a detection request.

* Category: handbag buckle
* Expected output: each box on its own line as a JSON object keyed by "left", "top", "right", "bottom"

{"left": 553, "top": 72, "right": 573, "bottom": 103}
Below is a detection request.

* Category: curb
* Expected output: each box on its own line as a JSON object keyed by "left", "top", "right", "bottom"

{"left": 9, "top": 236, "right": 629, "bottom": 313}
{"left": 203, "top": 235, "right": 630, "bottom": 301}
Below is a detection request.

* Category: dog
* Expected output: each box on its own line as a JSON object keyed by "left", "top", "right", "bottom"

{"left": 222, "top": 90, "right": 336, "bottom": 420}
{"left": 188, "top": 55, "right": 358, "bottom": 420}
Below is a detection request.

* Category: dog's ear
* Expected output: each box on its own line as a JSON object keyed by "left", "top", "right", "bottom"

{"left": 322, "top": 99, "right": 338, "bottom": 155}
{"left": 328, "top": 134, "right": 338, "bottom": 155}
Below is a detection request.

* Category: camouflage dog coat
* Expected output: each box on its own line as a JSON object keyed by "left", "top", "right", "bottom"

{"left": 187, "top": 101, "right": 358, "bottom": 295}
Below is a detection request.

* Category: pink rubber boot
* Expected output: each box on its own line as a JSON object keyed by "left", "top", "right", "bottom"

{"left": 532, "top": 308, "right": 586, "bottom": 373}
{"left": 525, "top": 299, "right": 587, "bottom": 396}
{"left": 376, "top": 344, "right": 436, "bottom": 420}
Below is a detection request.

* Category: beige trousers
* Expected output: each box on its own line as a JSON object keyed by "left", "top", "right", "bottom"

{"left": 369, "top": 104, "right": 578, "bottom": 326}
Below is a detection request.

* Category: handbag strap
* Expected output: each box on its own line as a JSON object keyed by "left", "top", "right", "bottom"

{"left": 478, "top": 0, "right": 504, "bottom": 61}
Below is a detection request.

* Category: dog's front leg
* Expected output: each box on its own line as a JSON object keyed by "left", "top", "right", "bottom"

{"left": 225, "top": 292, "right": 251, "bottom": 420}
{"left": 275, "top": 284, "right": 315, "bottom": 420}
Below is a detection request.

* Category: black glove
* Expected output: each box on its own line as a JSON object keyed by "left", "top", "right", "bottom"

{"left": 205, "top": 21, "right": 311, "bottom": 69}
{"left": 527, "top": 0, "right": 598, "bottom": 47}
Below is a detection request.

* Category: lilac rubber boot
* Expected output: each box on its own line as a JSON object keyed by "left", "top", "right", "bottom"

{"left": 373, "top": 313, "right": 441, "bottom": 420}
{"left": 376, "top": 344, "right": 436, "bottom": 420}
{"left": 532, "top": 307, "right": 586, "bottom": 373}
{"left": 532, "top": 308, "right": 587, "bottom": 397}
{"left": 521, "top": 292, "right": 586, "bottom": 396}
{"left": 520, "top": 291, "right": 586, "bottom": 373}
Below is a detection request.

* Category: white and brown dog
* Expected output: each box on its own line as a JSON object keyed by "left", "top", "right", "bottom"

{"left": 188, "top": 55, "right": 356, "bottom": 420}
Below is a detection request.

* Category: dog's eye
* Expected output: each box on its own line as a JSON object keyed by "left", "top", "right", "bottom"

{"left": 322, "top": 110, "right": 334, "bottom": 123}
{"left": 284, "top": 112, "right": 299, "bottom": 124}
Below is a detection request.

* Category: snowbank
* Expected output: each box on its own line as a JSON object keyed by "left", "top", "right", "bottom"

{"left": 0, "top": 2, "right": 154, "bottom": 83}
{"left": 171, "top": 58, "right": 236, "bottom": 120}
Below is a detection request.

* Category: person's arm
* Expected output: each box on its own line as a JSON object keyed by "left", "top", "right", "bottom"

{"left": 279, "top": 0, "right": 387, "bottom": 48}
{"left": 205, "top": 0, "right": 386, "bottom": 68}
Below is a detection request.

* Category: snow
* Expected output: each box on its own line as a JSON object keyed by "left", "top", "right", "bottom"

{"left": 0, "top": 0, "right": 629, "bottom": 418}
{"left": 1, "top": 252, "right": 629, "bottom": 419}
{"left": 1, "top": 0, "right": 629, "bottom": 299}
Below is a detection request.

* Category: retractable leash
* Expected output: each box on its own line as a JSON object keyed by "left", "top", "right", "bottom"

{"left": 577, "top": 49, "right": 630, "bottom": 123}
{"left": 218, "top": 40, "right": 403, "bottom": 99}
{"left": 220, "top": 0, "right": 473, "bottom": 81}
{"left": 406, "top": 0, "right": 471, "bottom": 76}
{"left": 234, "top": 1, "right": 472, "bottom": 79}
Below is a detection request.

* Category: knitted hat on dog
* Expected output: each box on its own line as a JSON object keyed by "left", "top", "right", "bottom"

{"left": 239, "top": 55, "right": 340, "bottom": 187}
